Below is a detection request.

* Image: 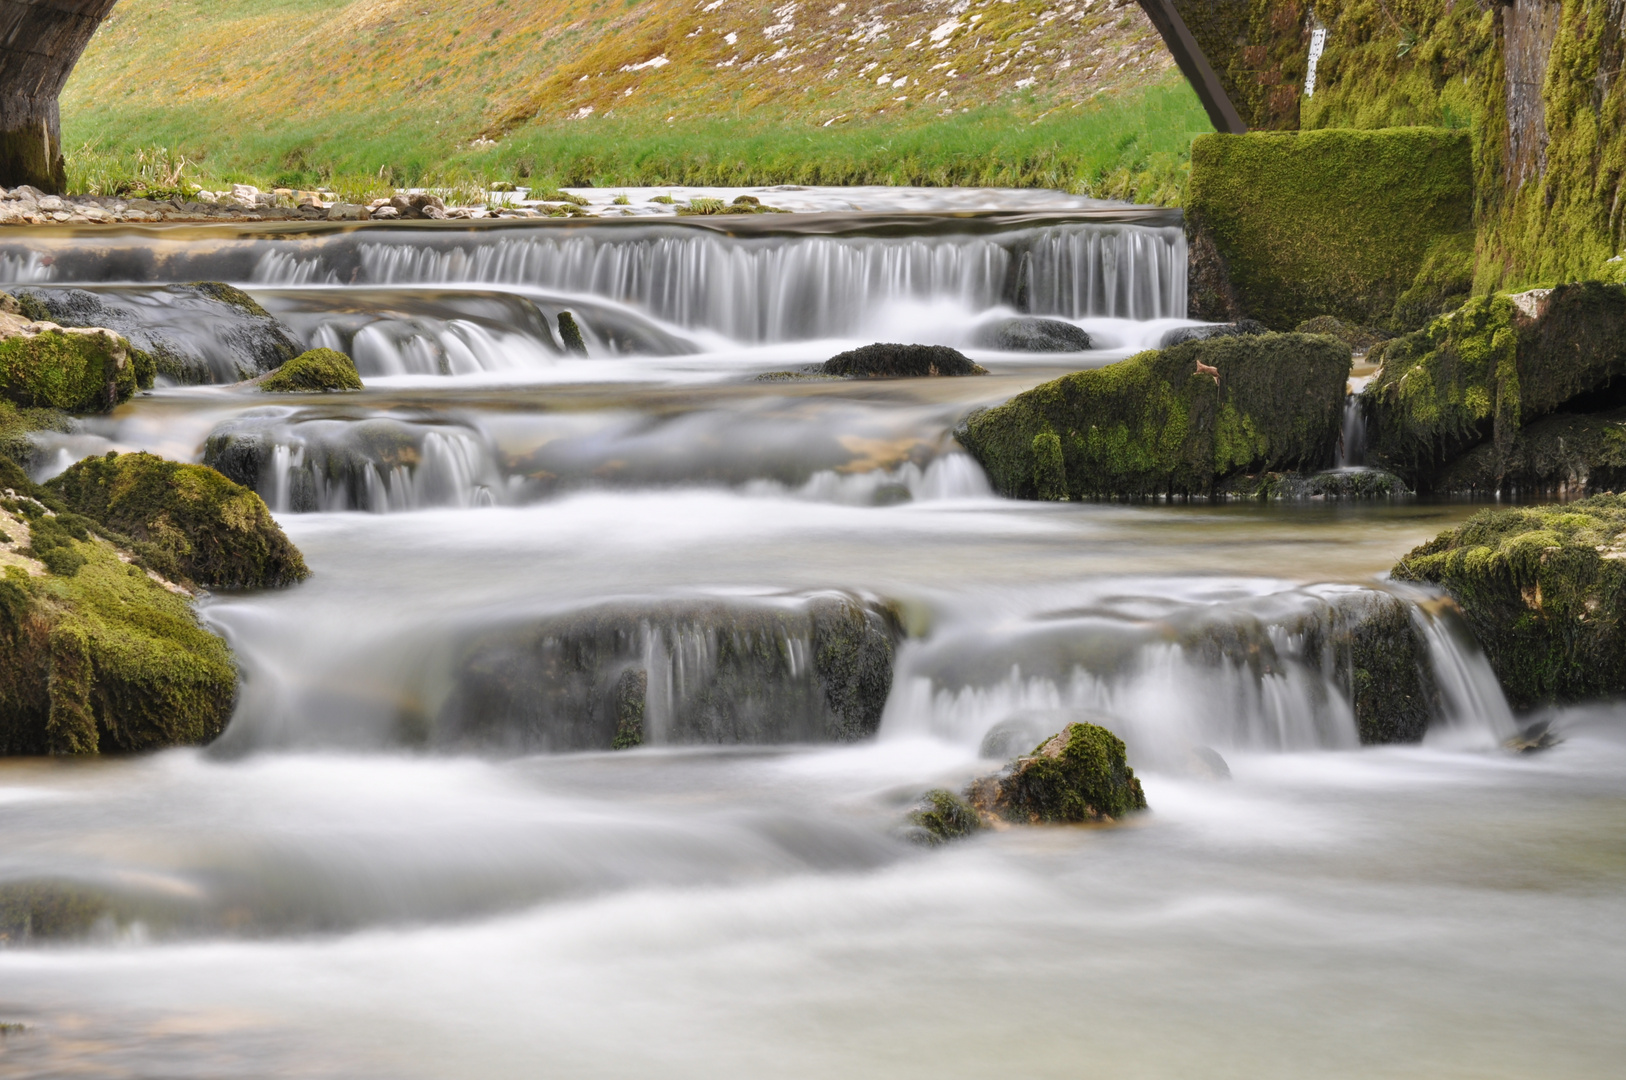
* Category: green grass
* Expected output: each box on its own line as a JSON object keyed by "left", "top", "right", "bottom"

{"left": 64, "top": 77, "right": 1213, "bottom": 205}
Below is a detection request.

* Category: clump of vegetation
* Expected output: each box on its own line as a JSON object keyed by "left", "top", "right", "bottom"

{"left": 907, "top": 789, "right": 983, "bottom": 845}
{"left": 957, "top": 333, "right": 1351, "bottom": 499}
{"left": 1392, "top": 495, "right": 1626, "bottom": 709}
{"left": 967, "top": 722, "right": 1148, "bottom": 823}
{"left": 1185, "top": 128, "right": 1475, "bottom": 330}
{"left": 258, "top": 349, "right": 363, "bottom": 393}
{"left": 47, "top": 452, "right": 309, "bottom": 590}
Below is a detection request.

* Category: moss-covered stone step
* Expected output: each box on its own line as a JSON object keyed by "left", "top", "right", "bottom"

{"left": 1392, "top": 495, "right": 1626, "bottom": 709}
{"left": 0, "top": 310, "right": 150, "bottom": 413}
{"left": 1362, "top": 282, "right": 1626, "bottom": 489}
{"left": 257, "top": 348, "right": 363, "bottom": 393}
{"left": 956, "top": 331, "right": 1350, "bottom": 499}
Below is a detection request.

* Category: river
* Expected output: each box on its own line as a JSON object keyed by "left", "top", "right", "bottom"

{"left": 1, "top": 192, "right": 1622, "bottom": 1078}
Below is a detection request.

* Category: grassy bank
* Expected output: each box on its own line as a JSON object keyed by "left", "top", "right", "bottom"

{"left": 65, "top": 77, "right": 1209, "bottom": 204}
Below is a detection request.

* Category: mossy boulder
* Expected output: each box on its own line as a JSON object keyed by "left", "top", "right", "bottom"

{"left": 258, "top": 348, "right": 362, "bottom": 393}
{"left": 1218, "top": 468, "right": 1411, "bottom": 500}
{"left": 906, "top": 789, "right": 983, "bottom": 846}
{"left": 0, "top": 315, "right": 145, "bottom": 413}
{"left": 966, "top": 722, "right": 1147, "bottom": 824}
{"left": 1436, "top": 408, "right": 1626, "bottom": 498}
{"left": 956, "top": 332, "right": 1350, "bottom": 499}
{"left": 0, "top": 488, "right": 236, "bottom": 755}
{"left": 0, "top": 400, "right": 73, "bottom": 469}
{"left": 823, "top": 344, "right": 987, "bottom": 378}
{"left": 1363, "top": 283, "right": 1626, "bottom": 488}
{"left": 47, "top": 452, "right": 308, "bottom": 590}
{"left": 1391, "top": 495, "right": 1626, "bottom": 709}
{"left": 1185, "top": 128, "right": 1475, "bottom": 330}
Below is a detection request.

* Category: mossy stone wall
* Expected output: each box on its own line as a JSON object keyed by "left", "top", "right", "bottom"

{"left": 1186, "top": 127, "right": 1475, "bottom": 329}
{"left": 957, "top": 332, "right": 1351, "bottom": 499}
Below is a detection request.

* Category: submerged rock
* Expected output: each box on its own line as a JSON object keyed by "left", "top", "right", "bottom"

{"left": 47, "top": 452, "right": 309, "bottom": 590}
{"left": 0, "top": 456, "right": 237, "bottom": 755}
{"left": 433, "top": 591, "right": 900, "bottom": 752}
{"left": 956, "top": 332, "right": 1350, "bottom": 499}
{"left": 0, "top": 311, "right": 144, "bottom": 413}
{"left": 258, "top": 348, "right": 363, "bottom": 393}
{"left": 822, "top": 343, "right": 987, "bottom": 378}
{"left": 8, "top": 284, "right": 300, "bottom": 385}
{"left": 967, "top": 722, "right": 1148, "bottom": 824}
{"left": 974, "top": 317, "right": 1092, "bottom": 352}
{"left": 1392, "top": 495, "right": 1626, "bottom": 709}
{"left": 905, "top": 789, "right": 984, "bottom": 846}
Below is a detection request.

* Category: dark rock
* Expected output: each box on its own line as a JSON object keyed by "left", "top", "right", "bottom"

{"left": 957, "top": 332, "right": 1350, "bottom": 499}
{"left": 47, "top": 451, "right": 309, "bottom": 590}
{"left": 822, "top": 343, "right": 987, "bottom": 378}
{"left": 10, "top": 283, "right": 301, "bottom": 384}
{"left": 974, "top": 317, "right": 1092, "bottom": 352}
{"left": 1435, "top": 407, "right": 1626, "bottom": 497}
{"left": 1218, "top": 468, "right": 1411, "bottom": 500}
{"left": 1158, "top": 319, "right": 1267, "bottom": 348}
{"left": 966, "top": 722, "right": 1147, "bottom": 824}
{"left": 1392, "top": 494, "right": 1626, "bottom": 709}
{"left": 905, "top": 789, "right": 983, "bottom": 845}
{"left": 557, "top": 311, "right": 588, "bottom": 356}
{"left": 432, "top": 592, "right": 900, "bottom": 752}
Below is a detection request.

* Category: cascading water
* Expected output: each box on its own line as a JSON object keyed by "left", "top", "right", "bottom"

{"left": 3, "top": 199, "right": 1617, "bottom": 1080}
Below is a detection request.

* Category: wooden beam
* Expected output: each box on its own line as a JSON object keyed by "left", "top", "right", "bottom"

{"left": 1136, "top": 0, "right": 1248, "bottom": 134}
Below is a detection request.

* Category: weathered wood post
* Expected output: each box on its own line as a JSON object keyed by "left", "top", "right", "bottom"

{"left": 0, "top": 0, "right": 120, "bottom": 193}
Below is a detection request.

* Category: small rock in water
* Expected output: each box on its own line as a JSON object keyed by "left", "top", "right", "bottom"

{"left": 1188, "top": 745, "right": 1231, "bottom": 779}
{"left": 978, "top": 714, "right": 1058, "bottom": 759}
{"left": 975, "top": 317, "right": 1092, "bottom": 352}
{"left": 822, "top": 343, "right": 987, "bottom": 378}
{"left": 1504, "top": 720, "right": 1562, "bottom": 754}
{"left": 557, "top": 311, "right": 588, "bottom": 356}
{"left": 258, "top": 348, "right": 363, "bottom": 393}
{"left": 967, "top": 721, "right": 1148, "bottom": 824}
{"left": 906, "top": 789, "right": 984, "bottom": 846}
{"left": 1159, "top": 319, "right": 1267, "bottom": 348}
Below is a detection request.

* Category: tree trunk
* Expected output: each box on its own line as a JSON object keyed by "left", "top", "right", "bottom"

{"left": 0, "top": 1, "right": 120, "bottom": 193}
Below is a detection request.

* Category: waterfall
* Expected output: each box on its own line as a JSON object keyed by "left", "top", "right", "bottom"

{"left": 1336, "top": 392, "right": 1368, "bottom": 467}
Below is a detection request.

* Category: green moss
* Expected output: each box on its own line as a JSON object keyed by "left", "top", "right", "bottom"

{"left": 259, "top": 348, "right": 363, "bottom": 393}
{"left": 557, "top": 312, "right": 588, "bottom": 356}
{"left": 907, "top": 789, "right": 983, "bottom": 846}
{"left": 1293, "top": 315, "right": 1392, "bottom": 355}
{"left": 47, "top": 452, "right": 309, "bottom": 590}
{"left": 1392, "top": 494, "right": 1626, "bottom": 708}
{"left": 967, "top": 722, "right": 1148, "bottom": 824}
{"left": 1437, "top": 407, "right": 1626, "bottom": 496}
{"left": 1031, "top": 431, "right": 1067, "bottom": 500}
{"left": 957, "top": 333, "right": 1350, "bottom": 499}
{"left": 184, "top": 281, "right": 272, "bottom": 319}
{"left": 0, "top": 328, "right": 139, "bottom": 413}
{"left": 0, "top": 401, "right": 73, "bottom": 468}
{"left": 610, "top": 667, "right": 645, "bottom": 749}
{"left": 1218, "top": 468, "right": 1410, "bottom": 500}
{"left": 1185, "top": 128, "right": 1475, "bottom": 330}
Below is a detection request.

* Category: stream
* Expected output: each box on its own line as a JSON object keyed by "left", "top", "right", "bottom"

{"left": 1, "top": 196, "right": 1622, "bottom": 1078}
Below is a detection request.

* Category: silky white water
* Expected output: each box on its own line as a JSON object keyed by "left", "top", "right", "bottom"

{"left": 1, "top": 210, "right": 1622, "bottom": 1078}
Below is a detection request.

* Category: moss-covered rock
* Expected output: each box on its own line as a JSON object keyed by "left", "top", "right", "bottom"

{"left": 905, "top": 789, "right": 984, "bottom": 846}
{"left": 1218, "top": 468, "right": 1411, "bottom": 500}
{"left": 0, "top": 495, "right": 237, "bottom": 755}
{"left": 823, "top": 344, "right": 987, "bottom": 378}
{"left": 1185, "top": 128, "right": 1475, "bottom": 330}
{"left": 47, "top": 452, "right": 309, "bottom": 590}
{"left": 258, "top": 348, "right": 363, "bottom": 393}
{"left": 557, "top": 311, "right": 588, "bottom": 356}
{"left": 956, "top": 332, "right": 1350, "bottom": 499}
{"left": 0, "top": 315, "right": 143, "bottom": 413}
{"left": 1436, "top": 408, "right": 1626, "bottom": 498}
{"left": 966, "top": 722, "right": 1147, "bottom": 824}
{"left": 1293, "top": 315, "right": 1393, "bottom": 355}
{"left": 1391, "top": 495, "right": 1626, "bottom": 708}
{"left": 0, "top": 400, "right": 73, "bottom": 469}
{"left": 1363, "top": 283, "right": 1626, "bottom": 486}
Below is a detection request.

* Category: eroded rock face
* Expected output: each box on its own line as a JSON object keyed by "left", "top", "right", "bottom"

{"left": 1392, "top": 495, "right": 1626, "bottom": 709}
{"left": 9, "top": 283, "right": 301, "bottom": 385}
{"left": 967, "top": 722, "right": 1148, "bottom": 824}
{"left": 957, "top": 332, "right": 1350, "bottom": 499}
{"left": 822, "top": 343, "right": 987, "bottom": 378}
{"left": 432, "top": 592, "right": 900, "bottom": 752}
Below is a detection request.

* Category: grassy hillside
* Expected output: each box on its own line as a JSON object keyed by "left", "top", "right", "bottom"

{"left": 61, "top": 0, "right": 1210, "bottom": 203}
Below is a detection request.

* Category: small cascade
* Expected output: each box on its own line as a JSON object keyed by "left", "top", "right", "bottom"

{"left": 205, "top": 412, "right": 507, "bottom": 512}
{"left": 745, "top": 454, "right": 994, "bottom": 504}
{"left": 1336, "top": 392, "right": 1368, "bottom": 467}
{"left": 879, "top": 584, "right": 1515, "bottom": 766}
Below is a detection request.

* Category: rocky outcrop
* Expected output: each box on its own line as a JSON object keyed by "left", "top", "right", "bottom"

{"left": 1217, "top": 468, "right": 1410, "bottom": 500}
{"left": 967, "top": 722, "right": 1148, "bottom": 824}
{"left": 1392, "top": 495, "right": 1626, "bottom": 710}
{"left": 10, "top": 283, "right": 300, "bottom": 385}
{"left": 823, "top": 344, "right": 987, "bottom": 378}
{"left": 432, "top": 592, "right": 900, "bottom": 752}
{"left": 956, "top": 332, "right": 1350, "bottom": 499}
{"left": 47, "top": 452, "right": 309, "bottom": 591}
{"left": 1363, "top": 283, "right": 1626, "bottom": 492}
{"left": 0, "top": 307, "right": 146, "bottom": 413}
{"left": 258, "top": 348, "right": 363, "bottom": 393}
